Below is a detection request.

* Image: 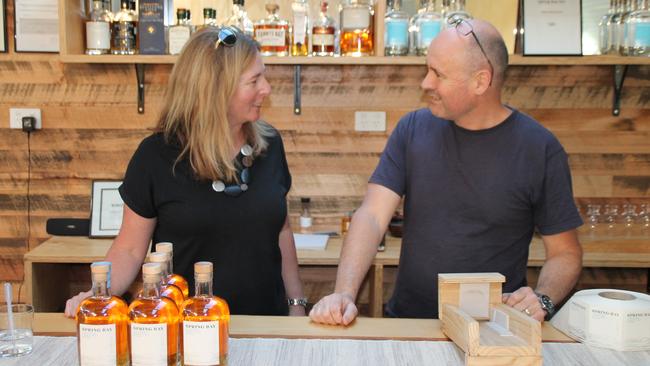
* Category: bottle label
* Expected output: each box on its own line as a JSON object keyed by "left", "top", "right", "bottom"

{"left": 342, "top": 7, "right": 370, "bottom": 30}
{"left": 130, "top": 323, "right": 168, "bottom": 366}
{"left": 385, "top": 20, "right": 408, "bottom": 47}
{"left": 313, "top": 33, "right": 335, "bottom": 46}
{"left": 300, "top": 216, "right": 313, "bottom": 228}
{"left": 79, "top": 324, "right": 117, "bottom": 366}
{"left": 112, "top": 21, "right": 137, "bottom": 50}
{"left": 419, "top": 20, "right": 441, "bottom": 48}
{"left": 255, "top": 28, "right": 287, "bottom": 47}
{"left": 183, "top": 321, "right": 220, "bottom": 365}
{"left": 168, "top": 26, "right": 191, "bottom": 55}
{"left": 293, "top": 12, "right": 308, "bottom": 44}
{"left": 86, "top": 21, "right": 111, "bottom": 50}
{"left": 634, "top": 23, "right": 650, "bottom": 47}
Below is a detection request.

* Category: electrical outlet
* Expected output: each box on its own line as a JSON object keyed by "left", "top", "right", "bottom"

{"left": 10, "top": 108, "right": 42, "bottom": 130}
{"left": 354, "top": 111, "right": 386, "bottom": 132}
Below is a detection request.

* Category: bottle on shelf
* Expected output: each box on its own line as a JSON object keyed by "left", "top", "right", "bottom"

{"left": 198, "top": 8, "right": 218, "bottom": 31}
{"left": 312, "top": 1, "right": 337, "bottom": 56}
{"left": 628, "top": 0, "right": 650, "bottom": 57}
{"left": 254, "top": 3, "right": 290, "bottom": 56}
{"left": 155, "top": 242, "right": 190, "bottom": 298}
{"left": 168, "top": 8, "right": 193, "bottom": 55}
{"left": 300, "top": 197, "right": 313, "bottom": 233}
{"left": 411, "top": 0, "right": 442, "bottom": 56}
{"left": 291, "top": 0, "right": 310, "bottom": 56}
{"left": 129, "top": 263, "right": 180, "bottom": 366}
{"left": 385, "top": 0, "right": 409, "bottom": 56}
{"left": 227, "top": 0, "right": 254, "bottom": 37}
{"left": 111, "top": 0, "right": 138, "bottom": 55}
{"left": 86, "top": 0, "right": 113, "bottom": 55}
{"left": 608, "top": 0, "right": 626, "bottom": 55}
{"left": 442, "top": 0, "right": 471, "bottom": 29}
{"left": 339, "top": 0, "right": 374, "bottom": 56}
{"left": 180, "top": 262, "right": 230, "bottom": 366}
{"left": 619, "top": 0, "right": 638, "bottom": 55}
{"left": 148, "top": 252, "right": 186, "bottom": 309}
{"left": 599, "top": 0, "right": 617, "bottom": 55}
{"left": 76, "top": 262, "right": 129, "bottom": 366}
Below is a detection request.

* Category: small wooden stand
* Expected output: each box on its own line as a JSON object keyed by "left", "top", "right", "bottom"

{"left": 439, "top": 273, "right": 542, "bottom": 366}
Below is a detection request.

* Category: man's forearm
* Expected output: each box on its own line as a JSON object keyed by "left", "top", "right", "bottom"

{"left": 535, "top": 251, "right": 582, "bottom": 304}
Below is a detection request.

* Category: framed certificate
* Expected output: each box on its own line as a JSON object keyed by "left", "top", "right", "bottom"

{"left": 522, "top": 0, "right": 582, "bottom": 56}
{"left": 0, "top": 0, "right": 6, "bottom": 52}
{"left": 90, "top": 181, "right": 124, "bottom": 238}
{"left": 14, "top": 0, "right": 59, "bottom": 52}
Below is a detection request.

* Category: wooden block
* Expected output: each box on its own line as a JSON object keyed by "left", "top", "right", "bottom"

{"left": 439, "top": 273, "right": 506, "bottom": 284}
{"left": 465, "top": 355, "right": 542, "bottom": 366}
{"left": 492, "top": 304, "right": 542, "bottom": 355}
{"left": 441, "top": 304, "right": 480, "bottom": 355}
{"left": 476, "top": 322, "right": 537, "bottom": 357}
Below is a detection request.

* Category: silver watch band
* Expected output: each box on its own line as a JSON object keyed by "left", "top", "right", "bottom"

{"left": 287, "top": 298, "right": 308, "bottom": 307}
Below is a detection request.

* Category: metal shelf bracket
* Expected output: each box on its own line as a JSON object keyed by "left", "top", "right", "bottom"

{"left": 136, "top": 64, "right": 145, "bottom": 114}
{"left": 612, "top": 64, "right": 627, "bottom": 116}
{"left": 293, "top": 65, "right": 301, "bottom": 115}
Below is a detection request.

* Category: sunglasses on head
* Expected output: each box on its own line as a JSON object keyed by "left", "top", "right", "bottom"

{"left": 215, "top": 26, "right": 238, "bottom": 49}
{"left": 448, "top": 18, "right": 494, "bottom": 86}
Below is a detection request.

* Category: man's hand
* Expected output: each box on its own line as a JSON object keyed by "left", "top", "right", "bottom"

{"left": 309, "top": 293, "right": 358, "bottom": 326}
{"left": 502, "top": 286, "right": 545, "bottom": 322}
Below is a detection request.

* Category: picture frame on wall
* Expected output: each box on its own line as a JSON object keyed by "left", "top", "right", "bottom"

{"left": 14, "top": 0, "right": 59, "bottom": 52}
{"left": 0, "top": 0, "right": 6, "bottom": 52}
{"left": 522, "top": 0, "right": 583, "bottom": 56}
{"left": 90, "top": 181, "right": 124, "bottom": 238}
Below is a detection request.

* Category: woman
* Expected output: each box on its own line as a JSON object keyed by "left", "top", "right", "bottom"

{"left": 65, "top": 27, "right": 305, "bottom": 316}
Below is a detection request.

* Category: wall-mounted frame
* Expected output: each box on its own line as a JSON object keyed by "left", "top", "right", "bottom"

{"left": 0, "top": 0, "right": 6, "bottom": 52}
{"left": 90, "top": 180, "right": 124, "bottom": 238}
{"left": 14, "top": 0, "right": 59, "bottom": 52}
{"left": 522, "top": 0, "right": 582, "bottom": 56}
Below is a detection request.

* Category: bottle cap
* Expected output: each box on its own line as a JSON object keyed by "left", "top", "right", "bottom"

{"left": 194, "top": 261, "right": 213, "bottom": 274}
{"left": 156, "top": 242, "right": 173, "bottom": 253}
{"left": 149, "top": 252, "right": 169, "bottom": 263}
{"left": 91, "top": 261, "right": 111, "bottom": 274}
{"left": 142, "top": 262, "right": 162, "bottom": 275}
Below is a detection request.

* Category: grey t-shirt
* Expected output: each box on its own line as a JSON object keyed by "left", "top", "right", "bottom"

{"left": 370, "top": 108, "right": 582, "bottom": 318}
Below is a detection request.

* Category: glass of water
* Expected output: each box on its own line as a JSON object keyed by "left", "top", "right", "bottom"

{"left": 0, "top": 304, "right": 34, "bottom": 357}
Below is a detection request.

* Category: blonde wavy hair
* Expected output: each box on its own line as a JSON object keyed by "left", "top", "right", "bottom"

{"left": 156, "top": 27, "right": 274, "bottom": 182}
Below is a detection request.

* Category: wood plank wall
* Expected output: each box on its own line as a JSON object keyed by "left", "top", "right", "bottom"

{"left": 1, "top": 0, "right": 649, "bottom": 306}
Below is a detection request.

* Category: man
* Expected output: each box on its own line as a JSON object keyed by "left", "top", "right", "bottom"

{"left": 309, "top": 19, "right": 583, "bottom": 325}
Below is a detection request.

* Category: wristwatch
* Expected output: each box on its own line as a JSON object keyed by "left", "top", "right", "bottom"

{"left": 287, "top": 298, "right": 308, "bottom": 307}
{"left": 536, "top": 292, "right": 556, "bottom": 320}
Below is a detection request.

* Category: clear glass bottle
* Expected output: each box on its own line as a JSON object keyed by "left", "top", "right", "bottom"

{"left": 129, "top": 263, "right": 180, "bottom": 366}
{"left": 148, "top": 252, "right": 186, "bottom": 309}
{"left": 312, "top": 1, "right": 337, "bottom": 56}
{"left": 608, "top": 0, "right": 626, "bottom": 54}
{"left": 339, "top": 0, "right": 374, "bottom": 56}
{"left": 198, "top": 8, "right": 218, "bottom": 31}
{"left": 599, "top": 0, "right": 616, "bottom": 54}
{"left": 619, "top": 0, "right": 638, "bottom": 55}
{"left": 412, "top": 0, "right": 442, "bottom": 56}
{"left": 300, "top": 197, "right": 313, "bottom": 233}
{"left": 227, "top": 0, "right": 254, "bottom": 37}
{"left": 86, "top": 0, "right": 113, "bottom": 55}
{"left": 254, "top": 3, "right": 290, "bottom": 56}
{"left": 292, "top": 0, "right": 310, "bottom": 56}
{"left": 180, "top": 262, "right": 230, "bottom": 366}
{"left": 442, "top": 0, "right": 471, "bottom": 29}
{"left": 156, "top": 242, "right": 190, "bottom": 298}
{"left": 385, "top": 0, "right": 409, "bottom": 56}
{"left": 629, "top": 0, "right": 650, "bottom": 56}
{"left": 168, "top": 8, "right": 192, "bottom": 55}
{"left": 111, "top": 0, "right": 138, "bottom": 55}
{"left": 76, "top": 262, "right": 129, "bottom": 366}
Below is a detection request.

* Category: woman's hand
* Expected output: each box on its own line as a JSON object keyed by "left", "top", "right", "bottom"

{"left": 64, "top": 290, "right": 93, "bottom": 318}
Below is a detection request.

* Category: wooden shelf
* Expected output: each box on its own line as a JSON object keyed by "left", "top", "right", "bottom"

{"left": 57, "top": 54, "right": 650, "bottom": 66}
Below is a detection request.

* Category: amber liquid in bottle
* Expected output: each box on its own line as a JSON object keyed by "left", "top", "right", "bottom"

{"left": 156, "top": 242, "right": 190, "bottom": 298}
{"left": 340, "top": 30, "right": 373, "bottom": 55}
{"left": 77, "top": 262, "right": 130, "bottom": 366}
{"left": 148, "top": 251, "right": 186, "bottom": 308}
{"left": 129, "top": 263, "right": 180, "bottom": 366}
{"left": 181, "top": 262, "right": 230, "bottom": 366}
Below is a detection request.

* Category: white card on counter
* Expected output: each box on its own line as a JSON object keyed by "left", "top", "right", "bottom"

{"left": 293, "top": 233, "right": 329, "bottom": 250}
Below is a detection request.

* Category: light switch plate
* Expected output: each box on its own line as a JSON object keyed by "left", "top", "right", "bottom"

{"left": 355, "top": 111, "right": 386, "bottom": 132}
{"left": 10, "top": 108, "right": 42, "bottom": 129}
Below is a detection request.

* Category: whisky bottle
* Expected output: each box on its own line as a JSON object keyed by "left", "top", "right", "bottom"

{"left": 442, "top": 0, "right": 471, "bottom": 29}
{"left": 198, "top": 8, "right": 218, "bottom": 31}
{"left": 620, "top": 0, "right": 639, "bottom": 55}
{"left": 148, "top": 252, "right": 186, "bottom": 309}
{"left": 227, "top": 0, "right": 254, "bottom": 37}
{"left": 168, "top": 8, "right": 193, "bottom": 55}
{"left": 254, "top": 3, "right": 290, "bottom": 56}
{"left": 600, "top": 0, "right": 616, "bottom": 54}
{"left": 385, "top": 0, "right": 409, "bottom": 56}
{"left": 312, "top": 1, "right": 336, "bottom": 56}
{"left": 291, "top": 0, "right": 310, "bottom": 56}
{"left": 299, "top": 197, "right": 312, "bottom": 233}
{"left": 129, "top": 263, "right": 180, "bottom": 366}
{"left": 412, "top": 0, "right": 442, "bottom": 56}
{"left": 181, "top": 262, "right": 230, "bottom": 366}
{"left": 155, "top": 242, "right": 190, "bottom": 297}
{"left": 76, "top": 262, "right": 129, "bottom": 366}
{"left": 629, "top": 0, "right": 650, "bottom": 56}
{"left": 111, "top": 0, "right": 138, "bottom": 54}
{"left": 339, "top": 0, "right": 374, "bottom": 56}
{"left": 86, "top": 0, "right": 112, "bottom": 55}
{"left": 608, "top": 0, "right": 626, "bottom": 54}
